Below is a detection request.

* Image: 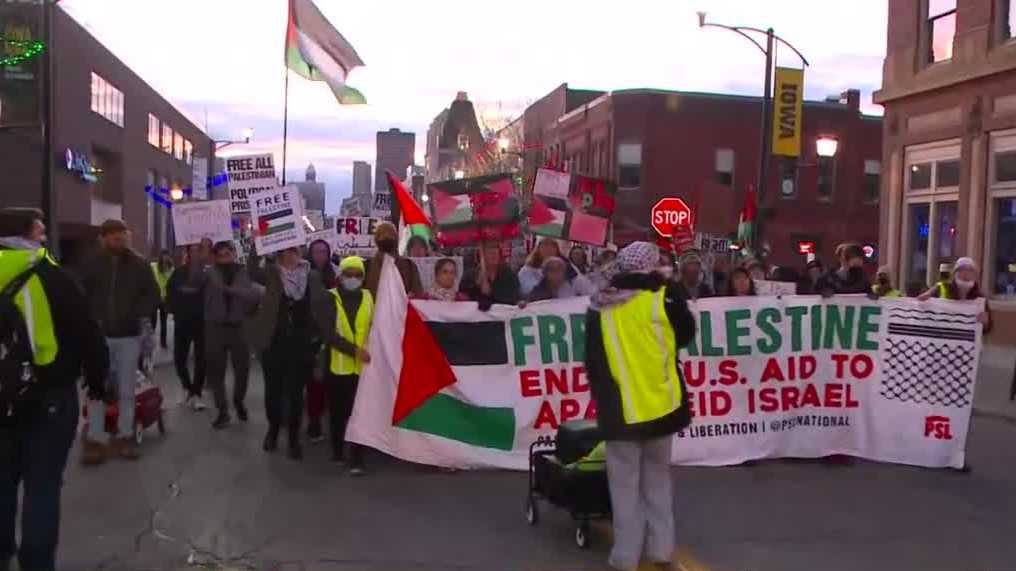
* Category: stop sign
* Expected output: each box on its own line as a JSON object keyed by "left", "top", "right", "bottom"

{"left": 651, "top": 197, "right": 693, "bottom": 238}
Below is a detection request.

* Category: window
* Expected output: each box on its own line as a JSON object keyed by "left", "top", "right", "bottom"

{"left": 999, "top": 0, "right": 1016, "bottom": 41}
{"left": 864, "top": 160, "right": 881, "bottom": 203}
{"left": 992, "top": 197, "right": 1016, "bottom": 297}
{"left": 89, "top": 72, "right": 124, "bottom": 127}
{"left": 184, "top": 140, "right": 193, "bottom": 165}
{"left": 147, "top": 114, "right": 160, "bottom": 147}
{"left": 989, "top": 130, "right": 1016, "bottom": 298}
{"left": 617, "top": 143, "right": 641, "bottom": 188}
{"left": 161, "top": 124, "right": 173, "bottom": 154}
{"left": 817, "top": 156, "right": 835, "bottom": 200}
{"left": 995, "top": 150, "right": 1016, "bottom": 182}
{"left": 904, "top": 140, "right": 961, "bottom": 288}
{"left": 927, "top": 0, "right": 957, "bottom": 63}
{"left": 779, "top": 159, "right": 797, "bottom": 199}
{"left": 714, "top": 148, "right": 734, "bottom": 187}
{"left": 173, "top": 133, "right": 184, "bottom": 160}
{"left": 457, "top": 133, "right": 469, "bottom": 151}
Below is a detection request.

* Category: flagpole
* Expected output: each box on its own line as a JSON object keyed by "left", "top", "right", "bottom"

{"left": 281, "top": 68, "right": 290, "bottom": 185}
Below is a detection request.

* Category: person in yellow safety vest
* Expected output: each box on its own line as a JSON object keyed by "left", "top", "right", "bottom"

{"left": 872, "top": 265, "right": 902, "bottom": 298}
{"left": 918, "top": 257, "right": 993, "bottom": 332}
{"left": 585, "top": 241, "right": 695, "bottom": 571}
{"left": 0, "top": 208, "right": 109, "bottom": 571}
{"left": 317, "top": 255, "right": 373, "bottom": 476}
{"left": 150, "top": 250, "right": 174, "bottom": 349}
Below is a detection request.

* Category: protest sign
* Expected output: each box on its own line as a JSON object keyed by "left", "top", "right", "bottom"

{"left": 410, "top": 256, "right": 464, "bottom": 292}
{"left": 226, "top": 153, "right": 277, "bottom": 214}
{"left": 305, "top": 229, "right": 338, "bottom": 253}
{"left": 429, "top": 174, "right": 522, "bottom": 246}
{"left": 372, "top": 191, "right": 392, "bottom": 220}
{"left": 191, "top": 157, "right": 208, "bottom": 200}
{"left": 349, "top": 265, "right": 983, "bottom": 471}
{"left": 755, "top": 280, "right": 799, "bottom": 296}
{"left": 253, "top": 186, "right": 305, "bottom": 255}
{"left": 171, "top": 199, "right": 233, "bottom": 246}
{"left": 335, "top": 216, "right": 379, "bottom": 251}
{"left": 529, "top": 169, "right": 615, "bottom": 246}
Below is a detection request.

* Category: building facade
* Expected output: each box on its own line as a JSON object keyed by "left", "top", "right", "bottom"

{"left": 293, "top": 163, "right": 325, "bottom": 211}
{"left": 874, "top": 0, "right": 1016, "bottom": 335}
{"left": 424, "top": 91, "right": 486, "bottom": 182}
{"left": 352, "top": 160, "right": 371, "bottom": 196}
{"left": 375, "top": 128, "right": 414, "bottom": 191}
{"left": 522, "top": 86, "right": 882, "bottom": 268}
{"left": 0, "top": 4, "right": 213, "bottom": 263}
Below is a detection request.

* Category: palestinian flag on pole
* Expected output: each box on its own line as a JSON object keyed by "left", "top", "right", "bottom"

{"left": 386, "top": 170, "right": 433, "bottom": 241}
{"left": 346, "top": 256, "right": 592, "bottom": 469}
{"left": 737, "top": 184, "right": 757, "bottom": 247}
{"left": 285, "top": 0, "right": 366, "bottom": 105}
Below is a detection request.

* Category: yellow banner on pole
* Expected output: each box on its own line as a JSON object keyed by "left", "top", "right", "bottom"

{"left": 772, "top": 67, "right": 804, "bottom": 157}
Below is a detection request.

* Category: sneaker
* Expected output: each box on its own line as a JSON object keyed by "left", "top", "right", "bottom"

{"left": 234, "top": 402, "right": 249, "bottom": 422}
{"left": 349, "top": 466, "right": 365, "bottom": 477}
{"left": 212, "top": 411, "right": 231, "bottom": 430}
{"left": 81, "top": 438, "right": 107, "bottom": 466}
{"left": 190, "top": 397, "right": 207, "bottom": 411}
{"left": 113, "top": 437, "right": 140, "bottom": 461}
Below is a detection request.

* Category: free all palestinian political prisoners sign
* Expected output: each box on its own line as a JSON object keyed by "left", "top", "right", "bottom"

{"left": 226, "top": 153, "right": 277, "bottom": 214}
{"left": 348, "top": 264, "right": 984, "bottom": 471}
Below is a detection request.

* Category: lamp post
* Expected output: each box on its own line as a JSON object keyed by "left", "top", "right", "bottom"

{"left": 214, "top": 127, "right": 254, "bottom": 151}
{"left": 698, "top": 12, "right": 809, "bottom": 257}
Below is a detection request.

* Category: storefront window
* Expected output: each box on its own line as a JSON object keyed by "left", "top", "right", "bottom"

{"left": 936, "top": 201, "right": 959, "bottom": 261}
{"left": 906, "top": 203, "right": 931, "bottom": 291}
{"left": 909, "top": 163, "right": 932, "bottom": 191}
{"left": 993, "top": 197, "right": 1016, "bottom": 297}
{"left": 935, "top": 159, "right": 960, "bottom": 187}
{"left": 995, "top": 150, "right": 1016, "bottom": 182}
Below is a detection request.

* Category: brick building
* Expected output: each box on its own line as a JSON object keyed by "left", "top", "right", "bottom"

{"left": 874, "top": 0, "right": 1016, "bottom": 336}
{"left": 520, "top": 85, "right": 883, "bottom": 269}
{"left": 0, "top": 4, "right": 213, "bottom": 264}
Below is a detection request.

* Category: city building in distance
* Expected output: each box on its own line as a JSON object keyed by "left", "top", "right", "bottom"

{"left": 425, "top": 91, "right": 486, "bottom": 182}
{"left": 375, "top": 128, "right": 414, "bottom": 191}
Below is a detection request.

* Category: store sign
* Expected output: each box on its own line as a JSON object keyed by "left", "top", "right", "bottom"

{"left": 63, "top": 148, "right": 97, "bottom": 182}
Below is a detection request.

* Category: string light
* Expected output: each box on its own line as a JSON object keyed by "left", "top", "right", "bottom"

{"left": 1, "top": 38, "right": 45, "bottom": 68}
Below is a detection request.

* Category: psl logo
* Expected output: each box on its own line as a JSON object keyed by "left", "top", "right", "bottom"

{"left": 924, "top": 416, "right": 953, "bottom": 440}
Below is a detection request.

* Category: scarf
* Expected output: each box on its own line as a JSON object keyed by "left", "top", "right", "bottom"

{"left": 428, "top": 283, "right": 459, "bottom": 302}
{"left": 279, "top": 260, "right": 310, "bottom": 301}
{"left": 0, "top": 236, "right": 41, "bottom": 251}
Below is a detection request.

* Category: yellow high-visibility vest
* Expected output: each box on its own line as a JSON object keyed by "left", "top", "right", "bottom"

{"left": 151, "top": 262, "right": 172, "bottom": 302}
{"left": 329, "top": 289, "right": 374, "bottom": 375}
{"left": 600, "top": 289, "right": 682, "bottom": 425}
{"left": 872, "top": 285, "right": 902, "bottom": 298}
{"left": 0, "top": 248, "right": 58, "bottom": 366}
{"left": 935, "top": 281, "right": 952, "bottom": 300}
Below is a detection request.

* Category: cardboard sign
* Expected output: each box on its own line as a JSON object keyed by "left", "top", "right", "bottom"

{"left": 335, "top": 216, "right": 380, "bottom": 250}
{"left": 171, "top": 199, "right": 232, "bottom": 245}
{"left": 253, "top": 186, "right": 305, "bottom": 255}
{"left": 226, "top": 153, "right": 277, "bottom": 214}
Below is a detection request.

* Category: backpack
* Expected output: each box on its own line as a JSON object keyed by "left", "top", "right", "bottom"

{"left": 0, "top": 263, "right": 42, "bottom": 418}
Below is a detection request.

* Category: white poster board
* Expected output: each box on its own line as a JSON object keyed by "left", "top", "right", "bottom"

{"left": 226, "top": 153, "right": 277, "bottom": 214}
{"left": 335, "top": 217, "right": 380, "bottom": 250}
{"left": 253, "top": 186, "right": 305, "bottom": 255}
{"left": 191, "top": 157, "right": 208, "bottom": 201}
{"left": 533, "top": 168, "right": 571, "bottom": 199}
{"left": 755, "top": 280, "right": 798, "bottom": 296}
{"left": 171, "top": 199, "right": 232, "bottom": 245}
{"left": 410, "top": 256, "right": 464, "bottom": 292}
{"left": 305, "top": 229, "right": 338, "bottom": 254}
{"left": 372, "top": 191, "right": 392, "bottom": 219}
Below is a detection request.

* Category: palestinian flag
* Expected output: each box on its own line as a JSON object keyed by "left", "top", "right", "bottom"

{"left": 737, "top": 185, "right": 757, "bottom": 247}
{"left": 528, "top": 196, "right": 566, "bottom": 238}
{"left": 285, "top": 0, "right": 366, "bottom": 105}
{"left": 386, "top": 170, "right": 433, "bottom": 241}
{"left": 427, "top": 174, "right": 522, "bottom": 246}
{"left": 258, "top": 209, "right": 296, "bottom": 236}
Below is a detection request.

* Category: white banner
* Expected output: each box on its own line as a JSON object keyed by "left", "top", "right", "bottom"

{"left": 226, "top": 153, "right": 277, "bottom": 214}
{"left": 191, "top": 157, "right": 208, "bottom": 201}
{"left": 371, "top": 191, "right": 391, "bottom": 219}
{"left": 349, "top": 265, "right": 984, "bottom": 471}
{"left": 170, "top": 199, "right": 232, "bottom": 245}
{"left": 253, "top": 186, "right": 305, "bottom": 255}
{"left": 755, "top": 280, "right": 798, "bottom": 296}
{"left": 335, "top": 216, "right": 380, "bottom": 250}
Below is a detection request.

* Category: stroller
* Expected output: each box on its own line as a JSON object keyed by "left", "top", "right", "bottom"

{"left": 526, "top": 420, "right": 611, "bottom": 549}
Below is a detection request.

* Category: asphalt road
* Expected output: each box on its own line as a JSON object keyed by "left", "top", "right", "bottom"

{"left": 49, "top": 352, "right": 1016, "bottom": 571}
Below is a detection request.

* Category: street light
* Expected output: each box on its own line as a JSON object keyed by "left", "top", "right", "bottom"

{"left": 498, "top": 136, "right": 510, "bottom": 153}
{"left": 454, "top": 169, "right": 465, "bottom": 180}
{"left": 698, "top": 11, "right": 809, "bottom": 257}
{"left": 169, "top": 188, "right": 184, "bottom": 201}
{"left": 816, "top": 136, "right": 839, "bottom": 158}
{"left": 215, "top": 127, "right": 255, "bottom": 151}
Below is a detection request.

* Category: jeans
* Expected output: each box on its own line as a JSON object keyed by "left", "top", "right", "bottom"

{"left": 261, "top": 339, "right": 315, "bottom": 443}
{"left": 173, "top": 319, "right": 205, "bottom": 398}
{"left": 326, "top": 373, "right": 364, "bottom": 467}
{"left": 87, "top": 336, "right": 141, "bottom": 441}
{"left": 0, "top": 386, "right": 79, "bottom": 571}
{"left": 205, "top": 323, "right": 250, "bottom": 413}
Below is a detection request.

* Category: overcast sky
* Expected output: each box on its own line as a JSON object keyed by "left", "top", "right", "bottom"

{"left": 60, "top": 0, "right": 888, "bottom": 212}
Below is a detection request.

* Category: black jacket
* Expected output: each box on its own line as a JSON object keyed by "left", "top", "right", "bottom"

{"left": 1, "top": 249, "right": 109, "bottom": 396}
{"left": 166, "top": 263, "right": 204, "bottom": 324}
{"left": 461, "top": 265, "right": 521, "bottom": 310}
{"left": 79, "top": 249, "right": 159, "bottom": 338}
{"left": 586, "top": 273, "right": 696, "bottom": 441}
{"left": 815, "top": 267, "right": 871, "bottom": 296}
{"left": 671, "top": 280, "right": 715, "bottom": 301}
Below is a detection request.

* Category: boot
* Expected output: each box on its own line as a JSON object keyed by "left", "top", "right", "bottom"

{"left": 81, "top": 438, "right": 107, "bottom": 466}
{"left": 234, "top": 401, "right": 249, "bottom": 422}
{"left": 262, "top": 428, "right": 279, "bottom": 452}
{"left": 113, "top": 436, "right": 140, "bottom": 460}
{"left": 212, "top": 410, "right": 231, "bottom": 430}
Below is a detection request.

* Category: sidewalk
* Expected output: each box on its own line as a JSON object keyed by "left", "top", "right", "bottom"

{"left": 974, "top": 342, "right": 1016, "bottom": 421}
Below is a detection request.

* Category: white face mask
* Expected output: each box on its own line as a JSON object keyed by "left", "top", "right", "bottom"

{"left": 955, "top": 278, "right": 975, "bottom": 290}
{"left": 341, "top": 277, "right": 363, "bottom": 291}
{"left": 657, "top": 266, "right": 674, "bottom": 279}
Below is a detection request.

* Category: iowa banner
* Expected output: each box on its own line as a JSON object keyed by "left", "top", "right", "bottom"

{"left": 348, "top": 258, "right": 984, "bottom": 470}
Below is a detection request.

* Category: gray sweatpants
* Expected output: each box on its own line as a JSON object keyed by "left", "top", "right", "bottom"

{"left": 606, "top": 436, "right": 675, "bottom": 571}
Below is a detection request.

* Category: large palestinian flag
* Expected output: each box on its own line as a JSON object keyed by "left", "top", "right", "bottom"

{"left": 346, "top": 256, "right": 594, "bottom": 470}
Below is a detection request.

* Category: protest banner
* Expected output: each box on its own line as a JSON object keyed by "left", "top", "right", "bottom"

{"left": 253, "top": 186, "right": 305, "bottom": 255}
{"left": 335, "top": 216, "right": 379, "bottom": 251}
{"left": 171, "top": 199, "right": 233, "bottom": 246}
{"left": 428, "top": 174, "right": 522, "bottom": 246}
{"left": 226, "top": 153, "right": 277, "bottom": 214}
{"left": 305, "top": 229, "right": 338, "bottom": 253}
{"left": 410, "top": 256, "right": 464, "bottom": 292}
{"left": 349, "top": 262, "right": 983, "bottom": 471}
{"left": 755, "top": 280, "right": 798, "bottom": 296}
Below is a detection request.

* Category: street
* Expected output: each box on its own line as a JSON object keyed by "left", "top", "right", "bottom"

{"left": 56, "top": 349, "right": 1016, "bottom": 571}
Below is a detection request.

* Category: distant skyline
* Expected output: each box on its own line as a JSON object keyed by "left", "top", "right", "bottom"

{"left": 60, "top": 0, "right": 887, "bottom": 213}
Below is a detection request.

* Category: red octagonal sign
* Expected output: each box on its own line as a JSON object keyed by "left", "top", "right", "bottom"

{"left": 651, "top": 197, "right": 693, "bottom": 238}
